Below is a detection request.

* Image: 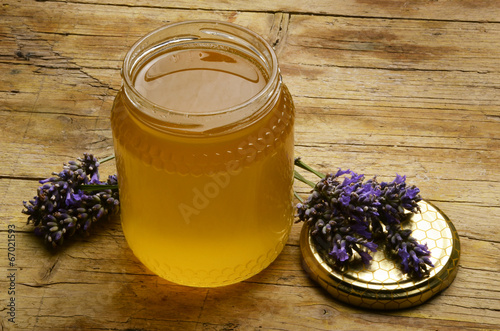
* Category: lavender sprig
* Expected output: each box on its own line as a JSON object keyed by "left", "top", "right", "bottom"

{"left": 22, "top": 153, "right": 119, "bottom": 247}
{"left": 295, "top": 158, "right": 434, "bottom": 279}
{"left": 386, "top": 223, "right": 433, "bottom": 278}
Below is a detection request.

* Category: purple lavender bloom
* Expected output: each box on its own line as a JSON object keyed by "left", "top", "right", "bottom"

{"left": 67, "top": 191, "right": 88, "bottom": 208}
{"left": 351, "top": 222, "right": 372, "bottom": 238}
{"left": 357, "top": 250, "right": 373, "bottom": 265}
{"left": 22, "top": 153, "right": 119, "bottom": 248}
{"left": 409, "top": 251, "right": 421, "bottom": 272}
{"left": 358, "top": 183, "right": 380, "bottom": 201}
{"left": 53, "top": 231, "right": 63, "bottom": 242}
{"left": 387, "top": 223, "right": 433, "bottom": 278}
{"left": 295, "top": 159, "right": 430, "bottom": 278}
{"left": 334, "top": 169, "right": 352, "bottom": 177}
{"left": 107, "top": 175, "right": 118, "bottom": 186}
{"left": 95, "top": 207, "right": 105, "bottom": 220}
{"left": 341, "top": 172, "right": 364, "bottom": 188}
{"left": 398, "top": 243, "right": 410, "bottom": 272}
{"left": 331, "top": 241, "right": 350, "bottom": 262}
{"left": 391, "top": 174, "right": 406, "bottom": 185}
{"left": 363, "top": 241, "right": 378, "bottom": 252}
{"left": 83, "top": 219, "right": 92, "bottom": 231}
{"left": 339, "top": 194, "right": 351, "bottom": 207}
{"left": 404, "top": 187, "right": 420, "bottom": 200}
{"left": 40, "top": 177, "right": 57, "bottom": 184}
{"left": 414, "top": 243, "right": 431, "bottom": 255}
{"left": 65, "top": 191, "right": 77, "bottom": 206}
{"left": 422, "top": 256, "right": 433, "bottom": 267}
{"left": 90, "top": 172, "right": 101, "bottom": 184}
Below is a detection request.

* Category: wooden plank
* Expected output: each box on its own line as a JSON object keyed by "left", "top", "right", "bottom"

{"left": 283, "top": 15, "right": 500, "bottom": 72}
{"left": 25, "top": 0, "right": 500, "bottom": 22}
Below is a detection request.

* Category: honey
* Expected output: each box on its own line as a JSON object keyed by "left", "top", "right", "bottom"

{"left": 134, "top": 49, "right": 267, "bottom": 113}
{"left": 111, "top": 21, "right": 295, "bottom": 287}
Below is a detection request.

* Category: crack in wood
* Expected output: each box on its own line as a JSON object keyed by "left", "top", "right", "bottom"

{"left": 41, "top": 256, "right": 60, "bottom": 281}
{"left": 20, "top": 281, "right": 100, "bottom": 288}
{"left": 292, "top": 94, "right": 500, "bottom": 106}
{"left": 288, "top": 59, "right": 494, "bottom": 75}
{"left": 271, "top": 12, "right": 290, "bottom": 56}
{"left": 295, "top": 141, "right": 495, "bottom": 152}
{"left": 459, "top": 235, "right": 500, "bottom": 245}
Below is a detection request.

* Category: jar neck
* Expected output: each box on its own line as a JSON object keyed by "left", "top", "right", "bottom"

{"left": 121, "top": 20, "right": 282, "bottom": 137}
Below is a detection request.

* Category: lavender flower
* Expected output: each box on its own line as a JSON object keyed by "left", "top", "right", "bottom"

{"left": 386, "top": 223, "right": 433, "bottom": 278}
{"left": 295, "top": 158, "right": 433, "bottom": 279}
{"left": 296, "top": 169, "right": 382, "bottom": 268}
{"left": 22, "top": 153, "right": 119, "bottom": 247}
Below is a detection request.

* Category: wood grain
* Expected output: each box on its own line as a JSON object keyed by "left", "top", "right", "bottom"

{"left": 1, "top": 0, "right": 499, "bottom": 330}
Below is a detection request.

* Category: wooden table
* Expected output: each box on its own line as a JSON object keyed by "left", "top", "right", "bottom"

{"left": 1, "top": 1, "right": 499, "bottom": 330}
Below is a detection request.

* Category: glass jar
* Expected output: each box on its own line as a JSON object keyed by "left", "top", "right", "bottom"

{"left": 111, "top": 20, "right": 294, "bottom": 287}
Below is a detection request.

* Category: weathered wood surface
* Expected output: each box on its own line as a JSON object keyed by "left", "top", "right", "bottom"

{"left": 1, "top": 0, "right": 499, "bottom": 330}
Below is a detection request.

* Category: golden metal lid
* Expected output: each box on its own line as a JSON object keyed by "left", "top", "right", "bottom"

{"left": 300, "top": 200, "right": 460, "bottom": 310}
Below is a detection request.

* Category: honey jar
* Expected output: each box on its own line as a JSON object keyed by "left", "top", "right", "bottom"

{"left": 111, "top": 20, "right": 295, "bottom": 287}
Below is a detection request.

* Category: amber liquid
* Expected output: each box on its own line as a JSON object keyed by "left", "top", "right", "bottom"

{"left": 112, "top": 47, "right": 294, "bottom": 287}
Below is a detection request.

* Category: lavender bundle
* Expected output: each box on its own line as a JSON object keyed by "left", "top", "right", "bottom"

{"left": 22, "top": 154, "right": 119, "bottom": 247}
{"left": 295, "top": 158, "right": 433, "bottom": 279}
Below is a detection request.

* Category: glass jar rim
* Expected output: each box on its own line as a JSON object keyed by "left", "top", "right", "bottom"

{"left": 121, "top": 20, "right": 280, "bottom": 119}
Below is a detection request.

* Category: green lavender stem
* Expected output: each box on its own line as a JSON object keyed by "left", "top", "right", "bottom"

{"left": 294, "top": 170, "right": 316, "bottom": 188}
{"left": 294, "top": 158, "right": 325, "bottom": 179}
